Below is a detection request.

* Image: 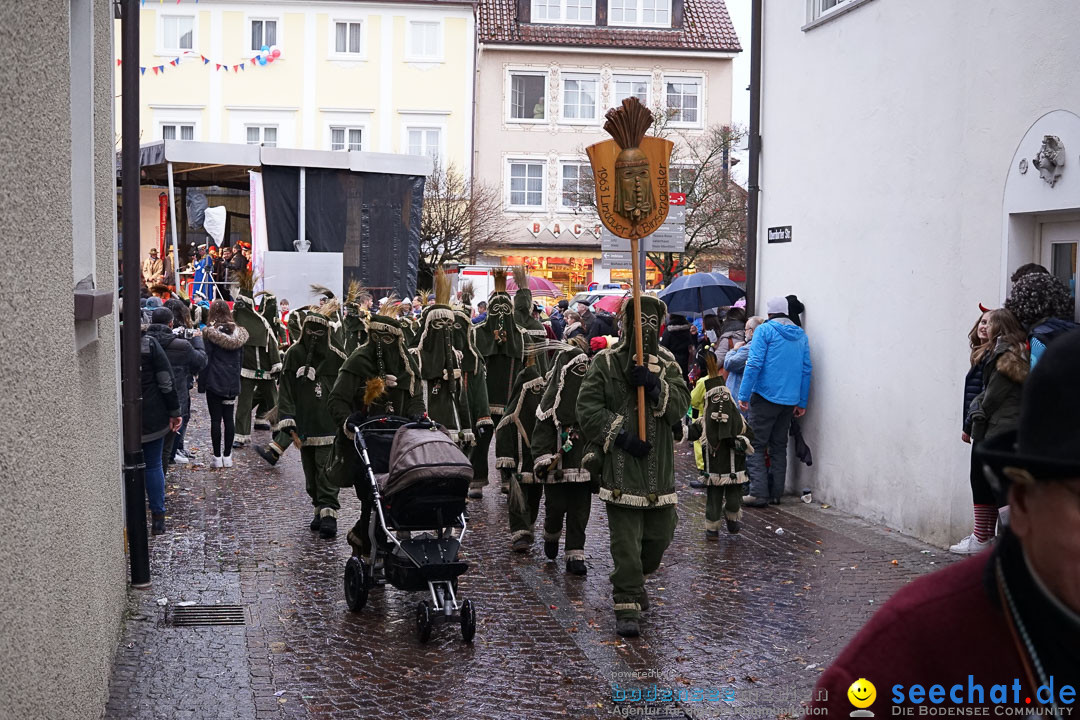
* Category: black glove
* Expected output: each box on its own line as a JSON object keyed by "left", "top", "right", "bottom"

{"left": 628, "top": 364, "right": 661, "bottom": 402}
{"left": 672, "top": 422, "right": 684, "bottom": 443}
{"left": 615, "top": 430, "right": 652, "bottom": 458}
{"left": 687, "top": 423, "right": 703, "bottom": 443}
{"left": 534, "top": 465, "right": 548, "bottom": 481}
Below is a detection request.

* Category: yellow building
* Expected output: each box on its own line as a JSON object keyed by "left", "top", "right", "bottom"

{"left": 117, "top": 0, "right": 476, "bottom": 173}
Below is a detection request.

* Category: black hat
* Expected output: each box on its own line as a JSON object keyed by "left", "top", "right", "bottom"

{"left": 151, "top": 307, "right": 175, "bottom": 325}
{"left": 977, "top": 329, "right": 1080, "bottom": 489}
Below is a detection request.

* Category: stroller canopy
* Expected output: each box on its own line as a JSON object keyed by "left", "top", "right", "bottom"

{"left": 382, "top": 425, "right": 473, "bottom": 497}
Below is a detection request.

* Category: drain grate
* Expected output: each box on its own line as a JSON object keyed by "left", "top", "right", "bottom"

{"left": 168, "top": 604, "right": 247, "bottom": 627}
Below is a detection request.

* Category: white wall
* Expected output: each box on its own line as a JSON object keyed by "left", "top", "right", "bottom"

{"left": 755, "top": 0, "right": 1080, "bottom": 545}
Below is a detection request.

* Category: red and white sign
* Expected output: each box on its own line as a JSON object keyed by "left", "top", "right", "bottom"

{"left": 669, "top": 192, "right": 687, "bottom": 206}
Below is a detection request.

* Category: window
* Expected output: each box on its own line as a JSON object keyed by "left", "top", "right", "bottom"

{"left": 614, "top": 75, "right": 650, "bottom": 105}
{"left": 666, "top": 79, "right": 700, "bottom": 125}
{"left": 407, "top": 21, "right": 442, "bottom": 61}
{"left": 334, "top": 21, "right": 363, "bottom": 55}
{"left": 562, "top": 75, "right": 599, "bottom": 122}
{"left": 509, "top": 161, "right": 545, "bottom": 208}
{"left": 250, "top": 19, "right": 277, "bottom": 52}
{"left": 806, "top": 0, "right": 872, "bottom": 25}
{"left": 669, "top": 166, "right": 698, "bottom": 196}
{"left": 531, "top": 0, "right": 595, "bottom": 24}
{"left": 162, "top": 15, "right": 194, "bottom": 52}
{"left": 162, "top": 123, "right": 195, "bottom": 141}
{"left": 407, "top": 128, "right": 440, "bottom": 160}
{"left": 510, "top": 73, "right": 546, "bottom": 121}
{"left": 330, "top": 127, "right": 363, "bottom": 151}
{"left": 560, "top": 163, "right": 593, "bottom": 209}
{"left": 246, "top": 126, "right": 277, "bottom": 147}
{"left": 609, "top": 0, "right": 670, "bottom": 26}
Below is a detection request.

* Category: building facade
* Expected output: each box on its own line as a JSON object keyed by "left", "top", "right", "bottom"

{"left": 753, "top": 0, "right": 1080, "bottom": 545}
{"left": 120, "top": 0, "right": 476, "bottom": 173}
{"left": 474, "top": 0, "right": 739, "bottom": 294}
{"left": 0, "top": 1, "right": 126, "bottom": 718}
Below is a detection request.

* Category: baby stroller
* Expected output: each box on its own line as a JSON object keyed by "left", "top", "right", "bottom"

{"left": 342, "top": 415, "right": 477, "bottom": 643}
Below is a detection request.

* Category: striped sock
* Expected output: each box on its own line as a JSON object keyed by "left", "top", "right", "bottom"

{"left": 973, "top": 504, "right": 997, "bottom": 543}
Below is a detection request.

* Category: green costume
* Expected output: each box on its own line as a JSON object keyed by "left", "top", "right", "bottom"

{"left": 233, "top": 293, "right": 282, "bottom": 445}
{"left": 327, "top": 312, "right": 425, "bottom": 555}
{"left": 689, "top": 376, "right": 755, "bottom": 533}
{"left": 532, "top": 346, "right": 599, "bottom": 565}
{"left": 410, "top": 304, "right": 477, "bottom": 448}
{"left": 513, "top": 286, "right": 549, "bottom": 374}
{"left": 341, "top": 307, "right": 369, "bottom": 357}
{"left": 455, "top": 305, "right": 493, "bottom": 438}
{"left": 495, "top": 363, "right": 546, "bottom": 548}
{"left": 470, "top": 291, "right": 524, "bottom": 495}
{"left": 576, "top": 295, "right": 691, "bottom": 626}
{"left": 276, "top": 312, "right": 347, "bottom": 534}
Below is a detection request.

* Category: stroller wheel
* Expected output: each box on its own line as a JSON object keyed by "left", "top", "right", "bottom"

{"left": 416, "top": 601, "right": 433, "bottom": 643}
{"left": 460, "top": 599, "right": 476, "bottom": 643}
{"left": 344, "top": 556, "right": 368, "bottom": 612}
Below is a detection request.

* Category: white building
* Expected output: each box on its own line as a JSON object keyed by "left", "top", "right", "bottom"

{"left": 753, "top": 0, "right": 1080, "bottom": 546}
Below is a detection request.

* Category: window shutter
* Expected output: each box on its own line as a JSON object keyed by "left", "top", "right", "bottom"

{"left": 518, "top": 0, "right": 531, "bottom": 23}
{"left": 596, "top": 0, "right": 608, "bottom": 26}
{"left": 672, "top": 0, "right": 684, "bottom": 28}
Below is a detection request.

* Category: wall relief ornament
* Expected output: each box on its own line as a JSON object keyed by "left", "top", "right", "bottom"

{"left": 1032, "top": 135, "right": 1065, "bottom": 187}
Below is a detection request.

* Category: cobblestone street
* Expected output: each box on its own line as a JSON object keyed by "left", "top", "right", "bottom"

{"left": 106, "top": 418, "right": 955, "bottom": 720}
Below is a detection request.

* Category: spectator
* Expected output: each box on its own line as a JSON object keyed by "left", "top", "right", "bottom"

{"left": 472, "top": 300, "right": 488, "bottom": 324}
{"left": 810, "top": 330, "right": 1080, "bottom": 716}
{"left": 550, "top": 299, "right": 569, "bottom": 339}
{"left": 564, "top": 311, "right": 584, "bottom": 341}
{"left": 1004, "top": 269, "right": 1076, "bottom": 367}
{"left": 588, "top": 308, "right": 617, "bottom": 340}
{"left": 141, "top": 247, "right": 165, "bottom": 289}
{"left": 950, "top": 309, "right": 996, "bottom": 554}
{"left": 723, "top": 316, "right": 765, "bottom": 401}
{"left": 198, "top": 300, "right": 249, "bottom": 469}
{"left": 577, "top": 301, "right": 596, "bottom": 336}
{"left": 147, "top": 305, "right": 206, "bottom": 469}
{"left": 786, "top": 295, "right": 806, "bottom": 328}
{"left": 140, "top": 330, "right": 181, "bottom": 535}
{"left": 738, "top": 296, "right": 812, "bottom": 507}
{"left": 715, "top": 307, "right": 746, "bottom": 357}
{"left": 660, "top": 313, "right": 696, "bottom": 386}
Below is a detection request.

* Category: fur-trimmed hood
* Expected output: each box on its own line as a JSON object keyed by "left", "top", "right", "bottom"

{"left": 204, "top": 323, "right": 249, "bottom": 351}
{"left": 990, "top": 341, "right": 1029, "bottom": 384}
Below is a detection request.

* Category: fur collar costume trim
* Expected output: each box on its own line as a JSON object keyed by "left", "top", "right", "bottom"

{"left": 204, "top": 324, "right": 249, "bottom": 350}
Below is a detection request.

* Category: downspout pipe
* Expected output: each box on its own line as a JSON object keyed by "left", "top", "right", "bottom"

{"left": 745, "top": 0, "right": 763, "bottom": 311}
{"left": 121, "top": 0, "right": 151, "bottom": 587}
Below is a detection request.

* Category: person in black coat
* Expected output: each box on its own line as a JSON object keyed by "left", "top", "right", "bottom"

{"left": 199, "top": 300, "right": 249, "bottom": 467}
{"left": 141, "top": 331, "right": 181, "bottom": 535}
{"left": 550, "top": 299, "right": 569, "bottom": 339}
{"left": 951, "top": 309, "right": 995, "bottom": 555}
{"left": 660, "top": 313, "right": 696, "bottom": 386}
{"left": 588, "top": 309, "right": 616, "bottom": 340}
{"left": 146, "top": 307, "right": 207, "bottom": 469}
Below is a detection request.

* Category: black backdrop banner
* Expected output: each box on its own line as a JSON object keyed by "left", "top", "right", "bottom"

{"left": 262, "top": 166, "right": 422, "bottom": 299}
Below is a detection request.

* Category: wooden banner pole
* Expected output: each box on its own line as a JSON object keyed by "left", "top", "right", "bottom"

{"left": 629, "top": 233, "right": 647, "bottom": 442}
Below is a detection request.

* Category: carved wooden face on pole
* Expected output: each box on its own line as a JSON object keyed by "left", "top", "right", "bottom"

{"left": 586, "top": 97, "right": 674, "bottom": 239}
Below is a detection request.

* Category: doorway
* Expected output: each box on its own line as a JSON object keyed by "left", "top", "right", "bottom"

{"left": 1039, "top": 220, "right": 1080, "bottom": 321}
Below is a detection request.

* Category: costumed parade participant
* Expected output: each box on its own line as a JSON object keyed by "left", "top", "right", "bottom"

{"left": 531, "top": 337, "right": 598, "bottom": 574}
{"left": 327, "top": 301, "right": 424, "bottom": 556}
{"left": 454, "top": 282, "right": 493, "bottom": 462}
{"left": 191, "top": 245, "right": 214, "bottom": 300}
{"left": 231, "top": 271, "right": 282, "bottom": 447}
{"left": 410, "top": 272, "right": 477, "bottom": 448}
{"left": 471, "top": 269, "right": 525, "bottom": 498}
{"left": 252, "top": 290, "right": 287, "bottom": 431}
{"left": 576, "top": 296, "right": 691, "bottom": 638}
{"left": 687, "top": 353, "right": 754, "bottom": 537}
{"left": 341, "top": 280, "right": 372, "bottom": 356}
{"left": 495, "top": 351, "right": 546, "bottom": 553}
{"left": 512, "top": 266, "right": 550, "bottom": 374}
{"left": 275, "top": 305, "right": 348, "bottom": 539}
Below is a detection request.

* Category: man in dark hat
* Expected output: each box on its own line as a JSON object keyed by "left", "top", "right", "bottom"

{"left": 811, "top": 330, "right": 1080, "bottom": 716}
{"left": 550, "top": 299, "right": 569, "bottom": 339}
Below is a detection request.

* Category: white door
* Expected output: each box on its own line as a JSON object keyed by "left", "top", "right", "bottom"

{"left": 1040, "top": 220, "right": 1080, "bottom": 322}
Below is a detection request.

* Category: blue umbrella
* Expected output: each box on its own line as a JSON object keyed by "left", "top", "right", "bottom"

{"left": 657, "top": 272, "right": 745, "bottom": 316}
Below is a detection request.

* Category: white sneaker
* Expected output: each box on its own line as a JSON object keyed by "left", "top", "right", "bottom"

{"left": 223, "top": 455, "right": 233, "bottom": 468}
{"left": 173, "top": 451, "right": 191, "bottom": 464}
{"left": 212, "top": 456, "right": 223, "bottom": 469}
{"left": 949, "top": 533, "right": 991, "bottom": 555}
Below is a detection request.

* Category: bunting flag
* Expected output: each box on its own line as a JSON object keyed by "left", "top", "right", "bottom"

{"left": 117, "top": 48, "right": 276, "bottom": 77}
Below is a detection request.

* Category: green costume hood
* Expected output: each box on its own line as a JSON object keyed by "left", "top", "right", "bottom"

{"left": 537, "top": 346, "right": 591, "bottom": 428}
{"left": 453, "top": 308, "right": 483, "bottom": 375}
{"left": 613, "top": 295, "right": 666, "bottom": 359}
{"left": 415, "top": 304, "right": 460, "bottom": 382}
{"left": 474, "top": 293, "right": 524, "bottom": 359}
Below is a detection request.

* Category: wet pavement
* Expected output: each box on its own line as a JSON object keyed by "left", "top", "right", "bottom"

{"left": 105, "top": 416, "right": 955, "bottom": 719}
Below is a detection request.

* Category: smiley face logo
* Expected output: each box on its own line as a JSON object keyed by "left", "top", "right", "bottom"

{"left": 847, "top": 678, "right": 877, "bottom": 709}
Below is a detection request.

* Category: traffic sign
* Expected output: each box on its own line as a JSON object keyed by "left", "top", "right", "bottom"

{"left": 601, "top": 251, "right": 634, "bottom": 269}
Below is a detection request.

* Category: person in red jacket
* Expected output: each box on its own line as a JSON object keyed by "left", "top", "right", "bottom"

{"left": 811, "top": 330, "right": 1080, "bottom": 717}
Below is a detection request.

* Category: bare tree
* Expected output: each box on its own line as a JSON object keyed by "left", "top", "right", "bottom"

{"left": 420, "top": 161, "right": 513, "bottom": 271}
{"left": 570, "top": 116, "right": 748, "bottom": 285}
